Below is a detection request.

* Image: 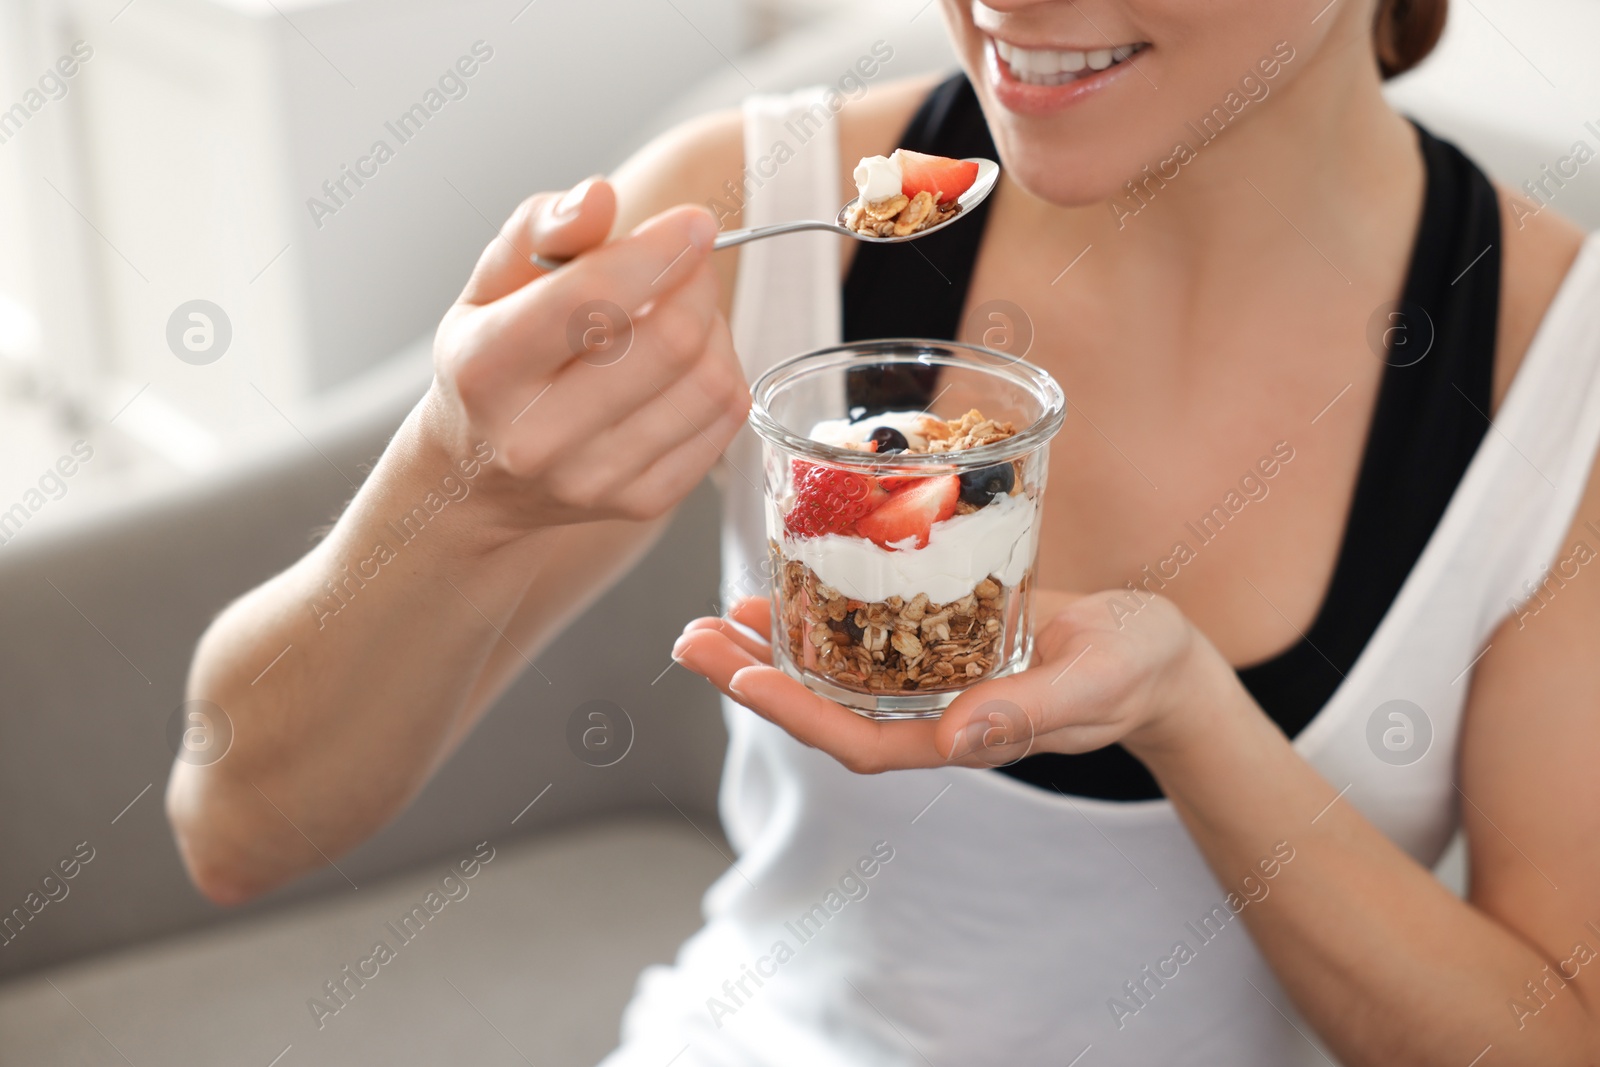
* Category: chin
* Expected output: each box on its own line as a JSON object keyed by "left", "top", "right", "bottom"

{"left": 940, "top": 1, "right": 1316, "bottom": 208}
{"left": 987, "top": 134, "right": 1174, "bottom": 208}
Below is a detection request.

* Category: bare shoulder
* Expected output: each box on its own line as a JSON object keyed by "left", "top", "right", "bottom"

{"left": 606, "top": 106, "right": 747, "bottom": 313}
{"left": 608, "top": 106, "right": 745, "bottom": 227}
{"left": 1460, "top": 196, "right": 1596, "bottom": 958}
{"left": 1492, "top": 185, "right": 1588, "bottom": 409}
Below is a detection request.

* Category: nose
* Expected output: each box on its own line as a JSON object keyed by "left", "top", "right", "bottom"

{"left": 973, "top": 0, "right": 1099, "bottom": 14}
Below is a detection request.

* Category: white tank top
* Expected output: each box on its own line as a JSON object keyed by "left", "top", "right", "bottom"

{"left": 602, "top": 85, "right": 1600, "bottom": 1067}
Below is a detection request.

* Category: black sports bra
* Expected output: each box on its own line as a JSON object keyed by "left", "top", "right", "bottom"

{"left": 841, "top": 72, "right": 1501, "bottom": 801}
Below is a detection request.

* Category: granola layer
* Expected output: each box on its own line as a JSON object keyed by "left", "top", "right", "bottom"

{"left": 919, "top": 408, "right": 1018, "bottom": 452}
{"left": 778, "top": 554, "right": 1023, "bottom": 694}
{"left": 846, "top": 190, "right": 962, "bottom": 238}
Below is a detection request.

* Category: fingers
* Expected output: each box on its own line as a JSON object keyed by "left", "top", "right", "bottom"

{"left": 676, "top": 599, "right": 771, "bottom": 668}
{"left": 935, "top": 632, "right": 1131, "bottom": 761}
{"left": 673, "top": 588, "right": 1168, "bottom": 774}
{"left": 606, "top": 400, "right": 748, "bottom": 519}
{"left": 491, "top": 297, "right": 747, "bottom": 519}
{"left": 670, "top": 622, "right": 946, "bottom": 773}
{"left": 671, "top": 628, "right": 769, "bottom": 698}
{"left": 675, "top": 594, "right": 1045, "bottom": 770}
{"left": 428, "top": 178, "right": 738, "bottom": 531}
{"left": 510, "top": 257, "right": 727, "bottom": 438}
{"left": 454, "top": 192, "right": 554, "bottom": 308}
{"left": 456, "top": 177, "right": 617, "bottom": 308}
{"left": 473, "top": 203, "right": 718, "bottom": 380}
{"left": 680, "top": 616, "right": 771, "bottom": 661}
{"left": 725, "top": 597, "right": 771, "bottom": 640}
{"left": 934, "top": 674, "right": 1052, "bottom": 766}
{"left": 718, "top": 666, "right": 953, "bottom": 774}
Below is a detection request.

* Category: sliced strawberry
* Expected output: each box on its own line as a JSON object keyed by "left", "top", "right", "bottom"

{"left": 859, "top": 439, "right": 910, "bottom": 492}
{"left": 785, "top": 466, "right": 889, "bottom": 538}
{"left": 876, "top": 471, "right": 918, "bottom": 492}
{"left": 854, "top": 475, "right": 960, "bottom": 549}
{"left": 790, "top": 456, "right": 855, "bottom": 483}
{"left": 894, "top": 149, "right": 980, "bottom": 205}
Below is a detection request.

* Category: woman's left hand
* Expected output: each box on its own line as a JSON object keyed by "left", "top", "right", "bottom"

{"left": 671, "top": 589, "right": 1232, "bottom": 773}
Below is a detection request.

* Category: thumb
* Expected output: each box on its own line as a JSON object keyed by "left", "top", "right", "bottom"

{"left": 531, "top": 174, "right": 616, "bottom": 261}
{"left": 935, "top": 675, "right": 1047, "bottom": 765}
{"left": 932, "top": 612, "right": 1099, "bottom": 764}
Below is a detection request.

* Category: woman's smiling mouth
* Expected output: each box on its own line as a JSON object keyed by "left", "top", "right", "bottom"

{"left": 992, "top": 37, "right": 1150, "bottom": 86}
{"left": 982, "top": 33, "right": 1151, "bottom": 115}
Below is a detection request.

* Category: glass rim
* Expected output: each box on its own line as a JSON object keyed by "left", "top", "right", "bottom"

{"left": 748, "top": 338, "right": 1067, "bottom": 470}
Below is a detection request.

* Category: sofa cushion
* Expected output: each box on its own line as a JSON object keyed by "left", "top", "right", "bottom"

{"left": 0, "top": 817, "right": 729, "bottom": 1067}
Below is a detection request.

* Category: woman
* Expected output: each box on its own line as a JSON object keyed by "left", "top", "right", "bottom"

{"left": 168, "top": 0, "right": 1600, "bottom": 1063}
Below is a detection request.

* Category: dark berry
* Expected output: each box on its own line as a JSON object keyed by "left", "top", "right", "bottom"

{"left": 844, "top": 613, "right": 865, "bottom": 644}
{"left": 958, "top": 463, "right": 1015, "bottom": 507}
{"left": 867, "top": 426, "right": 909, "bottom": 454}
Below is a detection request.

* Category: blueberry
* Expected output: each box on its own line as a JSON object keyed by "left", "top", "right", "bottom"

{"left": 867, "top": 426, "right": 909, "bottom": 454}
{"left": 843, "top": 613, "right": 865, "bottom": 644}
{"left": 958, "top": 463, "right": 1015, "bottom": 507}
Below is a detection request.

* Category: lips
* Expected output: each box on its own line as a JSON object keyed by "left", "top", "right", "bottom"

{"left": 994, "top": 38, "right": 1148, "bottom": 85}
{"left": 982, "top": 34, "right": 1149, "bottom": 114}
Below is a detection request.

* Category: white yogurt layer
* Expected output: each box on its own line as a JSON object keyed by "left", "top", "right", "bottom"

{"left": 853, "top": 154, "right": 902, "bottom": 205}
{"left": 781, "top": 490, "right": 1035, "bottom": 604}
{"left": 807, "top": 410, "right": 935, "bottom": 451}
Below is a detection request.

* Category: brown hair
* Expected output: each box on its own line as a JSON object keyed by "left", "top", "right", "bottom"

{"left": 1373, "top": 0, "right": 1449, "bottom": 79}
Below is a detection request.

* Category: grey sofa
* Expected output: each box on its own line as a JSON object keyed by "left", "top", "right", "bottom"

{"left": 0, "top": 336, "right": 736, "bottom": 1065}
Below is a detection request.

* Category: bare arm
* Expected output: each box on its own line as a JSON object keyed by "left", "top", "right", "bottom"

{"left": 166, "top": 108, "right": 749, "bottom": 905}
{"left": 1129, "top": 195, "right": 1599, "bottom": 1067}
{"left": 1130, "top": 454, "right": 1600, "bottom": 1065}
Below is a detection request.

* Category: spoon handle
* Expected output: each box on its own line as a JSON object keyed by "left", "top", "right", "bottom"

{"left": 710, "top": 218, "right": 846, "bottom": 249}
{"left": 530, "top": 218, "right": 844, "bottom": 273}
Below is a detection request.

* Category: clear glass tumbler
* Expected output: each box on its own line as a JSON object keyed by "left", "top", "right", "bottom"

{"left": 748, "top": 339, "right": 1066, "bottom": 719}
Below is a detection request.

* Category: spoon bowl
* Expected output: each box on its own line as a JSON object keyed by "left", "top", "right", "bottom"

{"left": 530, "top": 157, "right": 999, "bottom": 272}
{"left": 832, "top": 157, "right": 1000, "bottom": 245}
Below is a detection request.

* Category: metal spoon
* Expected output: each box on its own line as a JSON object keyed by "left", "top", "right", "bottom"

{"left": 530, "top": 157, "right": 999, "bottom": 273}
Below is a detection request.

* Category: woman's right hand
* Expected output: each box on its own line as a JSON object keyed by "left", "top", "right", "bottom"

{"left": 170, "top": 134, "right": 756, "bottom": 906}
{"left": 420, "top": 176, "right": 749, "bottom": 539}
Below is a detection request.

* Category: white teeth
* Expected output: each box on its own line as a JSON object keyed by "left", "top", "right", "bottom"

{"left": 1033, "top": 50, "right": 1063, "bottom": 75}
{"left": 992, "top": 38, "right": 1141, "bottom": 84}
